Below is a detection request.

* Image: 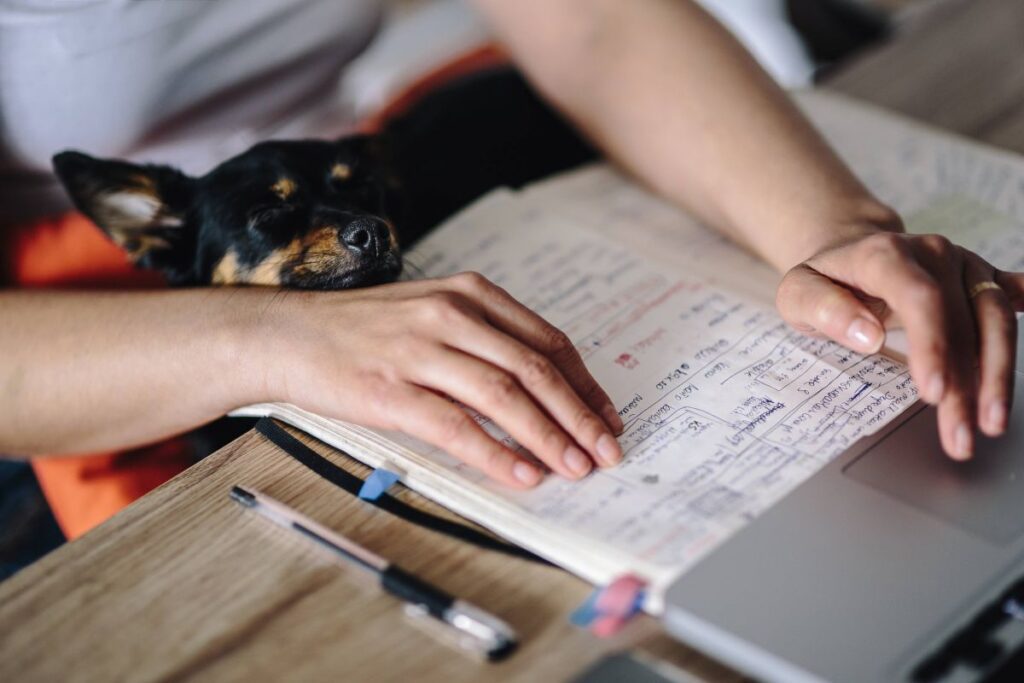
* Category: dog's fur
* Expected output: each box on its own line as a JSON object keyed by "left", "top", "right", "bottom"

{"left": 54, "top": 136, "right": 404, "bottom": 289}
{"left": 53, "top": 69, "right": 596, "bottom": 291}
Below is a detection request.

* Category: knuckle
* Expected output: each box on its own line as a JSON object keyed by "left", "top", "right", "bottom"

{"left": 421, "top": 291, "right": 468, "bottom": 322}
{"left": 364, "top": 380, "right": 399, "bottom": 415}
{"left": 483, "top": 445, "right": 512, "bottom": 476}
{"left": 814, "top": 302, "right": 835, "bottom": 329}
{"left": 863, "top": 231, "right": 905, "bottom": 256}
{"left": 518, "top": 352, "right": 557, "bottom": 386}
{"left": 920, "top": 233, "right": 954, "bottom": 258}
{"left": 573, "top": 408, "right": 604, "bottom": 438}
{"left": 535, "top": 425, "right": 567, "bottom": 457}
{"left": 482, "top": 371, "right": 520, "bottom": 404}
{"left": 450, "top": 270, "right": 491, "bottom": 293}
{"left": 436, "top": 410, "right": 472, "bottom": 445}
{"left": 543, "top": 327, "right": 575, "bottom": 357}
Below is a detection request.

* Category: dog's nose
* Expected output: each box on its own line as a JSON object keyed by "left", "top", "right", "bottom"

{"left": 340, "top": 218, "right": 390, "bottom": 257}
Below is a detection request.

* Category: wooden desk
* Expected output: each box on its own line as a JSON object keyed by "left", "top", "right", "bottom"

{"left": 3, "top": 1, "right": 1024, "bottom": 681}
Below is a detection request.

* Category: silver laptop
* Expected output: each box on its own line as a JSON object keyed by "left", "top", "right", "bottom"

{"left": 663, "top": 333, "right": 1024, "bottom": 683}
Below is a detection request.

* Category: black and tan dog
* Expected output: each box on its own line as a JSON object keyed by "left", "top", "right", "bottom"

{"left": 54, "top": 136, "right": 404, "bottom": 290}
{"left": 53, "top": 69, "right": 595, "bottom": 290}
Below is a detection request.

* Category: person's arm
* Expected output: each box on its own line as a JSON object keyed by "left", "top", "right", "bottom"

{"left": 0, "top": 279, "right": 622, "bottom": 488}
{"left": 472, "top": 0, "right": 1024, "bottom": 460}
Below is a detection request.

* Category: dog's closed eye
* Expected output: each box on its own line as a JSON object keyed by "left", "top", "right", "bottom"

{"left": 53, "top": 136, "right": 402, "bottom": 289}
{"left": 248, "top": 204, "right": 293, "bottom": 224}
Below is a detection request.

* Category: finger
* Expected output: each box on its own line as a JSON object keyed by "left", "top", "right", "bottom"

{"left": 995, "top": 270, "right": 1024, "bottom": 309}
{"left": 775, "top": 264, "right": 885, "bottom": 353}
{"left": 966, "top": 256, "right": 1018, "bottom": 437}
{"left": 445, "top": 272, "right": 623, "bottom": 432}
{"left": 371, "top": 382, "right": 544, "bottom": 489}
{"left": 910, "top": 239, "right": 976, "bottom": 460}
{"left": 410, "top": 347, "right": 597, "bottom": 480}
{"left": 814, "top": 234, "right": 950, "bottom": 405}
{"left": 443, "top": 315, "right": 622, "bottom": 467}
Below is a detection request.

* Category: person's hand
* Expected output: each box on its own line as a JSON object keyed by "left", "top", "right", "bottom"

{"left": 256, "top": 272, "right": 623, "bottom": 488}
{"left": 775, "top": 226, "right": 1024, "bottom": 460}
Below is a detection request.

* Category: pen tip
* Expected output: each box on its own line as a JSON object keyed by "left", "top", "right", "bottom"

{"left": 229, "top": 485, "right": 257, "bottom": 507}
{"left": 487, "top": 638, "right": 518, "bottom": 662}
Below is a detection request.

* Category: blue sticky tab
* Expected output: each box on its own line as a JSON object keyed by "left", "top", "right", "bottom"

{"left": 569, "top": 588, "right": 603, "bottom": 628}
{"left": 631, "top": 591, "right": 646, "bottom": 616}
{"left": 358, "top": 468, "right": 401, "bottom": 501}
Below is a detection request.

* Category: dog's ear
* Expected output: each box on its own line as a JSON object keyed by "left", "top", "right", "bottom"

{"left": 52, "top": 151, "right": 196, "bottom": 270}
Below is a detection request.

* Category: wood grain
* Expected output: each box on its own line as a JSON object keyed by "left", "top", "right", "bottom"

{"left": 4, "top": 1, "right": 1024, "bottom": 680}
{"left": 0, "top": 426, "right": 742, "bottom": 683}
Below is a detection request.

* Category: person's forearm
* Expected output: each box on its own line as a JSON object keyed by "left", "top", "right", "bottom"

{"left": 473, "top": 0, "right": 900, "bottom": 271}
{"left": 0, "top": 289, "right": 268, "bottom": 455}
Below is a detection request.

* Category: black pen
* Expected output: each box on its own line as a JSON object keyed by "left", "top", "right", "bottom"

{"left": 229, "top": 485, "right": 518, "bottom": 661}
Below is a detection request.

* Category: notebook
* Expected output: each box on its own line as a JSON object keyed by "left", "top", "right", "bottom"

{"left": 236, "top": 90, "right": 1024, "bottom": 612}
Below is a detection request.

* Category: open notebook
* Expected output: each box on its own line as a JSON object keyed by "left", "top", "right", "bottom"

{"left": 236, "top": 90, "right": 1024, "bottom": 612}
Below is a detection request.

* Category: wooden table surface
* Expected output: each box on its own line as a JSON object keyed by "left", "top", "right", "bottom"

{"left": 3, "top": 1, "right": 1024, "bottom": 681}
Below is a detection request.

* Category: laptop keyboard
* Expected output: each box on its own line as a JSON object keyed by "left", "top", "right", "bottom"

{"left": 910, "top": 574, "right": 1024, "bottom": 682}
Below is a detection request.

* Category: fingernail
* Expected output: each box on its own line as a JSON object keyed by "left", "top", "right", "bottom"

{"left": 562, "top": 445, "right": 592, "bottom": 477}
{"left": 988, "top": 402, "right": 1007, "bottom": 434}
{"left": 602, "top": 404, "right": 624, "bottom": 433}
{"left": 927, "top": 373, "right": 945, "bottom": 404}
{"left": 847, "top": 317, "right": 882, "bottom": 353}
{"left": 513, "top": 461, "right": 542, "bottom": 486}
{"left": 954, "top": 424, "right": 973, "bottom": 460}
{"left": 596, "top": 433, "right": 622, "bottom": 466}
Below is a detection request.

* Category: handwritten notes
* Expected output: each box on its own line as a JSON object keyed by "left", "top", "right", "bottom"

{"left": 242, "top": 91, "right": 1024, "bottom": 598}
{"left": 390, "top": 187, "right": 919, "bottom": 574}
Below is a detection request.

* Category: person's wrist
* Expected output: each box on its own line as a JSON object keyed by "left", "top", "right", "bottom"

{"left": 787, "top": 197, "right": 903, "bottom": 270}
{"left": 213, "top": 288, "right": 311, "bottom": 408}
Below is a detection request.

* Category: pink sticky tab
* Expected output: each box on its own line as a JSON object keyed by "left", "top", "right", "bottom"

{"left": 591, "top": 614, "right": 628, "bottom": 638}
{"left": 595, "top": 574, "right": 646, "bottom": 618}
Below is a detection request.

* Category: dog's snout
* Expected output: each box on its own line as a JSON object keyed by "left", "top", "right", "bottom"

{"left": 341, "top": 218, "right": 389, "bottom": 256}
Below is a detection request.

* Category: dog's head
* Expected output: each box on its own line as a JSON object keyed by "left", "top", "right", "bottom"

{"left": 52, "top": 137, "right": 403, "bottom": 288}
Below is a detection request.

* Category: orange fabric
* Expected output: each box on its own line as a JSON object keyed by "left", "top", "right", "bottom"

{"left": 31, "top": 444, "right": 197, "bottom": 540}
{"left": 4, "top": 43, "right": 506, "bottom": 540}
{"left": 6, "top": 211, "right": 164, "bottom": 289}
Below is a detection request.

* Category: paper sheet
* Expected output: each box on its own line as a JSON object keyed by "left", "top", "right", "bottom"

{"left": 380, "top": 91, "right": 1024, "bottom": 577}
{"left": 239, "top": 91, "right": 1024, "bottom": 597}
{"left": 388, "top": 187, "right": 921, "bottom": 573}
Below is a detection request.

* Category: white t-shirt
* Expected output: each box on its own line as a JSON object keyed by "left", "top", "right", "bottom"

{"left": 0, "top": 0, "right": 383, "bottom": 223}
{"left": 0, "top": 0, "right": 810, "bottom": 225}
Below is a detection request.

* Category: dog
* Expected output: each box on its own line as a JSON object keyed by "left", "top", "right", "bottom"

{"left": 53, "top": 135, "right": 405, "bottom": 290}
{"left": 52, "top": 69, "right": 596, "bottom": 291}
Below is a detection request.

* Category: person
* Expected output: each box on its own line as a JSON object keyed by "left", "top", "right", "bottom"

{"left": 1, "top": 0, "right": 1021, "bottom": 496}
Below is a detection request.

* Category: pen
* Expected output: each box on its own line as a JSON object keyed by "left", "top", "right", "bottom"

{"left": 228, "top": 485, "right": 518, "bottom": 661}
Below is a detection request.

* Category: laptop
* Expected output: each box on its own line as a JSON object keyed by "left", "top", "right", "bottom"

{"left": 663, "top": 333, "right": 1024, "bottom": 682}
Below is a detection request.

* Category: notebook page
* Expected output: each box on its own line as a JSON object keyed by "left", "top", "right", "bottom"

{"left": 235, "top": 91, "right": 1024, "bottom": 604}
{"left": 385, "top": 190, "right": 920, "bottom": 578}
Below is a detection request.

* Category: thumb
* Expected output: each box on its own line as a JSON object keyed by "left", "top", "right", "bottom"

{"left": 776, "top": 264, "right": 886, "bottom": 354}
